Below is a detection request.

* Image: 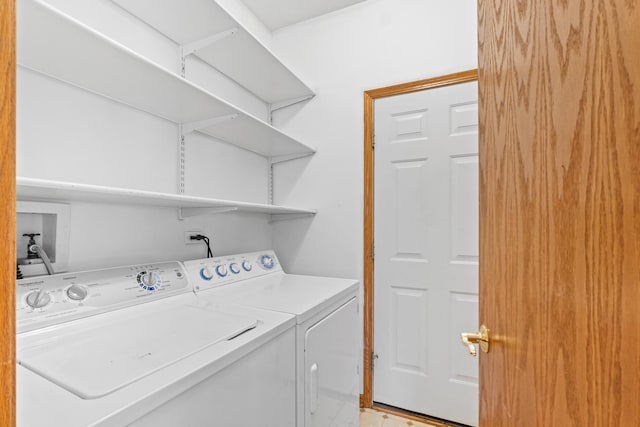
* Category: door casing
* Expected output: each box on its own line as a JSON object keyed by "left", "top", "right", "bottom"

{"left": 0, "top": 0, "right": 16, "bottom": 425}
{"left": 362, "top": 69, "right": 478, "bottom": 411}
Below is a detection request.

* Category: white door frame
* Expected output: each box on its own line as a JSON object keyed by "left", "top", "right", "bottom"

{"left": 362, "top": 69, "right": 478, "bottom": 422}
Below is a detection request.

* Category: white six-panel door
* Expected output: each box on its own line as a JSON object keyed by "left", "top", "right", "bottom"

{"left": 373, "top": 81, "right": 479, "bottom": 426}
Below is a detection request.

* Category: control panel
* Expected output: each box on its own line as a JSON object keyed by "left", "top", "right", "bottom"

{"left": 17, "top": 261, "right": 189, "bottom": 333}
{"left": 184, "top": 250, "right": 282, "bottom": 293}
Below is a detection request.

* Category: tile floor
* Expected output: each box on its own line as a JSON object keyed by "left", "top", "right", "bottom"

{"left": 360, "top": 408, "right": 439, "bottom": 427}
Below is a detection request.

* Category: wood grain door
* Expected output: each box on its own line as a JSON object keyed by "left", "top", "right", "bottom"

{"left": 1, "top": 0, "right": 16, "bottom": 425}
{"left": 478, "top": 0, "right": 640, "bottom": 425}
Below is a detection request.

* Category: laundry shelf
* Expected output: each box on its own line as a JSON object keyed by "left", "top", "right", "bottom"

{"left": 17, "top": 0, "right": 315, "bottom": 158}
{"left": 16, "top": 177, "right": 317, "bottom": 219}
{"left": 111, "top": 0, "right": 314, "bottom": 104}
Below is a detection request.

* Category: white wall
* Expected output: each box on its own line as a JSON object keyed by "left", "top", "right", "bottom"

{"left": 271, "top": 0, "right": 478, "bottom": 281}
{"left": 269, "top": 0, "right": 477, "bottom": 392}
{"left": 16, "top": 0, "right": 275, "bottom": 275}
{"left": 17, "top": 0, "right": 477, "bottom": 281}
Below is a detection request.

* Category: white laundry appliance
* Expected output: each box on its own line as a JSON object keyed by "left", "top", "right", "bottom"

{"left": 184, "top": 250, "right": 360, "bottom": 427}
{"left": 16, "top": 261, "right": 297, "bottom": 427}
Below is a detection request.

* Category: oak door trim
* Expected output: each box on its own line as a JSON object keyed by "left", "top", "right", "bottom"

{"left": 362, "top": 69, "right": 478, "bottom": 408}
{"left": 1, "top": 0, "right": 16, "bottom": 425}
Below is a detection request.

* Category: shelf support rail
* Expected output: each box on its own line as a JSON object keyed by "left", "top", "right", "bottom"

{"left": 179, "top": 206, "right": 239, "bottom": 220}
{"left": 268, "top": 152, "right": 316, "bottom": 204}
{"left": 269, "top": 212, "right": 316, "bottom": 223}
{"left": 178, "top": 124, "right": 186, "bottom": 194}
{"left": 180, "top": 28, "right": 238, "bottom": 77}
{"left": 270, "top": 152, "right": 315, "bottom": 165}
{"left": 178, "top": 113, "right": 240, "bottom": 197}
{"left": 182, "top": 28, "right": 239, "bottom": 57}
{"left": 268, "top": 95, "right": 315, "bottom": 124}
{"left": 182, "top": 114, "right": 239, "bottom": 134}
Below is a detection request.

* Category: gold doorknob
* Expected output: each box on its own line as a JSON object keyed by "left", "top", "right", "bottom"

{"left": 461, "top": 324, "right": 490, "bottom": 356}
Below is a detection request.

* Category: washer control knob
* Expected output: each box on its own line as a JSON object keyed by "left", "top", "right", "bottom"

{"left": 137, "top": 271, "right": 160, "bottom": 291}
{"left": 260, "top": 255, "right": 275, "bottom": 270}
{"left": 242, "top": 260, "right": 252, "bottom": 272}
{"left": 200, "top": 267, "right": 214, "bottom": 281}
{"left": 229, "top": 263, "right": 241, "bottom": 274}
{"left": 66, "top": 284, "right": 88, "bottom": 301}
{"left": 26, "top": 289, "right": 51, "bottom": 309}
{"left": 140, "top": 272, "right": 157, "bottom": 287}
{"left": 216, "top": 265, "right": 228, "bottom": 278}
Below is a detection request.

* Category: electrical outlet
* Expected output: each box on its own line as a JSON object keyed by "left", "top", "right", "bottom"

{"left": 184, "top": 230, "right": 203, "bottom": 245}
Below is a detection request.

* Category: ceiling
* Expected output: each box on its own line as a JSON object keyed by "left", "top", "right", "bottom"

{"left": 240, "top": 0, "right": 368, "bottom": 31}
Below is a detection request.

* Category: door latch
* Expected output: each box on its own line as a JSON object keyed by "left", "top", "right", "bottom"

{"left": 460, "top": 324, "right": 490, "bottom": 356}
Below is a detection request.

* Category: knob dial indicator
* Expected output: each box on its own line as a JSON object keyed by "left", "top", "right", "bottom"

{"left": 215, "top": 265, "right": 228, "bottom": 278}
{"left": 137, "top": 271, "right": 160, "bottom": 291}
{"left": 200, "top": 267, "right": 214, "bottom": 280}
{"left": 140, "top": 273, "right": 156, "bottom": 286}
{"left": 229, "top": 263, "right": 240, "bottom": 274}
{"left": 66, "top": 284, "right": 88, "bottom": 301}
{"left": 26, "top": 289, "right": 52, "bottom": 309}
{"left": 260, "top": 255, "right": 275, "bottom": 270}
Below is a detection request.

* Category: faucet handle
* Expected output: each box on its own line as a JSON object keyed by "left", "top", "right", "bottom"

{"left": 22, "top": 233, "right": 41, "bottom": 246}
{"left": 22, "top": 233, "right": 42, "bottom": 260}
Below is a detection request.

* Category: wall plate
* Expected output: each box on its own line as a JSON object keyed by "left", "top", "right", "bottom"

{"left": 185, "top": 230, "right": 204, "bottom": 245}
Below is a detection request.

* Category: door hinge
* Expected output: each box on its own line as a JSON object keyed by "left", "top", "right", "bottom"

{"left": 371, "top": 352, "right": 378, "bottom": 370}
{"left": 371, "top": 240, "right": 374, "bottom": 262}
{"left": 372, "top": 134, "right": 375, "bottom": 150}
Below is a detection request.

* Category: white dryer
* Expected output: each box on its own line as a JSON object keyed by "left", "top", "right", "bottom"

{"left": 16, "top": 261, "right": 296, "bottom": 426}
{"left": 184, "top": 251, "right": 360, "bottom": 427}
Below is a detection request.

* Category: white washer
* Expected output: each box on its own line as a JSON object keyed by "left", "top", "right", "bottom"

{"left": 184, "top": 250, "right": 360, "bottom": 427}
{"left": 16, "top": 261, "right": 296, "bottom": 426}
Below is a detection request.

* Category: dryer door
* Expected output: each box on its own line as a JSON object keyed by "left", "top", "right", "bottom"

{"left": 304, "top": 297, "right": 359, "bottom": 427}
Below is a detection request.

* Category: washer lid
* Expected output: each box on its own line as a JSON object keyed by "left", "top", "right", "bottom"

{"left": 18, "top": 305, "right": 257, "bottom": 399}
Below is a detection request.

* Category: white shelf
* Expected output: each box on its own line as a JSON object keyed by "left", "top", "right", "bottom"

{"left": 16, "top": 177, "right": 317, "bottom": 219}
{"left": 111, "top": 0, "right": 314, "bottom": 104}
{"left": 17, "top": 0, "right": 315, "bottom": 158}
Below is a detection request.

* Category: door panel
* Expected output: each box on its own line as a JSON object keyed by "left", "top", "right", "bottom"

{"left": 373, "top": 81, "right": 478, "bottom": 426}
{"left": 449, "top": 292, "right": 478, "bottom": 384}
{"left": 450, "top": 155, "right": 479, "bottom": 263}
{"left": 392, "top": 159, "right": 429, "bottom": 260}
{"left": 390, "top": 287, "right": 428, "bottom": 374}
{"left": 478, "top": 0, "right": 640, "bottom": 425}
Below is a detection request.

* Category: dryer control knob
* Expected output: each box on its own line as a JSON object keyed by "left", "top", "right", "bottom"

{"left": 26, "top": 289, "right": 51, "bottom": 309}
{"left": 241, "top": 260, "right": 252, "bottom": 272}
{"left": 66, "top": 284, "right": 88, "bottom": 301}
{"left": 216, "top": 265, "right": 228, "bottom": 277}
{"left": 260, "top": 255, "right": 275, "bottom": 270}
{"left": 229, "top": 263, "right": 240, "bottom": 274}
{"left": 200, "top": 267, "right": 214, "bottom": 281}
